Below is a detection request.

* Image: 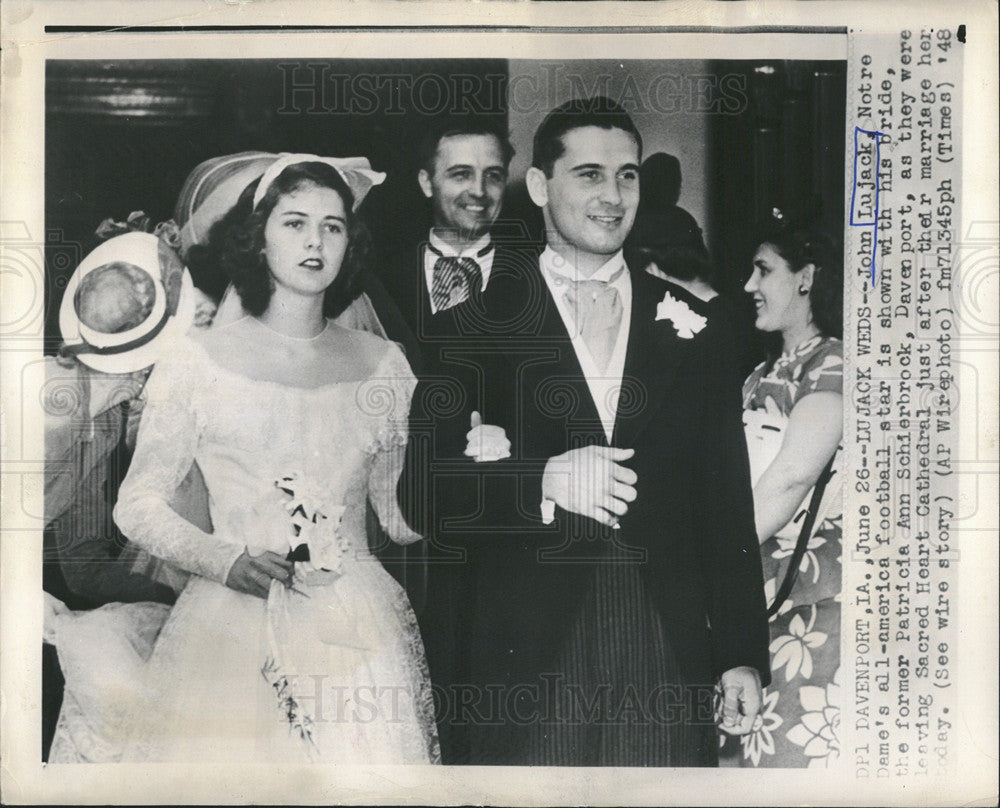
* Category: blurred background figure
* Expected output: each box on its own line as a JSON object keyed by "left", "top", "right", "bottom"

{"left": 43, "top": 225, "right": 215, "bottom": 759}
{"left": 629, "top": 151, "right": 756, "bottom": 377}
{"left": 631, "top": 152, "right": 716, "bottom": 301}
{"left": 45, "top": 226, "right": 213, "bottom": 609}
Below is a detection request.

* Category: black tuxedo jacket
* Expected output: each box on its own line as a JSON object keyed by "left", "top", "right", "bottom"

{"left": 401, "top": 248, "right": 771, "bottom": 712}
{"left": 371, "top": 239, "right": 533, "bottom": 376}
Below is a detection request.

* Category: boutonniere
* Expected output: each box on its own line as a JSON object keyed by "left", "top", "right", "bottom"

{"left": 655, "top": 291, "right": 707, "bottom": 339}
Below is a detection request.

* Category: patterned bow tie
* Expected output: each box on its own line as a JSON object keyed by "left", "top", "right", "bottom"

{"left": 549, "top": 264, "right": 626, "bottom": 373}
{"left": 427, "top": 240, "right": 492, "bottom": 313}
{"left": 431, "top": 256, "right": 482, "bottom": 312}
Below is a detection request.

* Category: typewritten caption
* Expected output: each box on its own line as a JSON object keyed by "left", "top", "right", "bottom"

{"left": 848, "top": 27, "right": 960, "bottom": 780}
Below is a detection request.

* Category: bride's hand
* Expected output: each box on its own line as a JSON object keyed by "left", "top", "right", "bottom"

{"left": 225, "top": 550, "right": 294, "bottom": 599}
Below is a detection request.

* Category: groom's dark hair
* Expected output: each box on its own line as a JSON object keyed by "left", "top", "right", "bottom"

{"left": 532, "top": 96, "right": 643, "bottom": 177}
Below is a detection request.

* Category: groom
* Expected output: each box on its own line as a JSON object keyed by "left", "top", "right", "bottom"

{"left": 419, "top": 97, "right": 771, "bottom": 766}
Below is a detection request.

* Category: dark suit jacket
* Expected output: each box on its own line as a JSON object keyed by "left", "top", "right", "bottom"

{"left": 400, "top": 250, "right": 771, "bottom": 748}
{"left": 368, "top": 234, "right": 532, "bottom": 603}
{"left": 380, "top": 237, "right": 548, "bottom": 760}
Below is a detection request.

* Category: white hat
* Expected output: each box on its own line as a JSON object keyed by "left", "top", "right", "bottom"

{"left": 59, "top": 232, "right": 197, "bottom": 373}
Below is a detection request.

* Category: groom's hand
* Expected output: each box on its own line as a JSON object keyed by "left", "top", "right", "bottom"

{"left": 718, "top": 665, "right": 763, "bottom": 735}
{"left": 542, "top": 446, "right": 637, "bottom": 526}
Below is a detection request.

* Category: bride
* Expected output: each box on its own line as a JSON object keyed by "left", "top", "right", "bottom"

{"left": 53, "top": 155, "right": 439, "bottom": 764}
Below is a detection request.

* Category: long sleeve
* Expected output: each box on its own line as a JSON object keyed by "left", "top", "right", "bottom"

{"left": 365, "top": 343, "right": 422, "bottom": 545}
{"left": 692, "top": 320, "right": 772, "bottom": 686}
{"left": 113, "top": 345, "right": 244, "bottom": 585}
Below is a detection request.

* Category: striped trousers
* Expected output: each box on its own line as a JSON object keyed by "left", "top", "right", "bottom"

{"left": 468, "top": 552, "right": 718, "bottom": 766}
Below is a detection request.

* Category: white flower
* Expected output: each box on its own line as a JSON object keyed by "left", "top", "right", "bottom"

{"left": 275, "top": 472, "right": 350, "bottom": 574}
{"left": 769, "top": 606, "right": 828, "bottom": 681}
{"left": 773, "top": 534, "right": 827, "bottom": 584}
{"left": 238, "top": 487, "right": 299, "bottom": 557}
{"left": 786, "top": 667, "right": 841, "bottom": 768}
{"left": 294, "top": 506, "right": 348, "bottom": 574}
{"left": 275, "top": 471, "right": 337, "bottom": 521}
{"left": 740, "top": 688, "right": 784, "bottom": 767}
{"left": 655, "top": 291, "right": 707, "bottom": 338}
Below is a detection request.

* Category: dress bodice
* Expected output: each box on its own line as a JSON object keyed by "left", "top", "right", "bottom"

{"left": 114, "top": 330, "right": 419, "bottom": 584}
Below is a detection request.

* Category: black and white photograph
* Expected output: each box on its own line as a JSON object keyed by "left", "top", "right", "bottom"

{"left": 1, "top": 3, "right": 996, "bottom": 805}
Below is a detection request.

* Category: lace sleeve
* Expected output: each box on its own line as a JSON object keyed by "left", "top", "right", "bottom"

{"left": 113, "top": 343, "right": 245, "bottom": 584}
{"left": 363, "top": 342, "right": 421, "bottom": 545}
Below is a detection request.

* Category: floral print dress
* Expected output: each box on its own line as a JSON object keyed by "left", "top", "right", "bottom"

{"left": 723, "top": 335, "right": 843, "bottom": 768}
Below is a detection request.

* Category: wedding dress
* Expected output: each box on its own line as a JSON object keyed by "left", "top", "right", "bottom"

{"left": 47, "top": 324, "right": 439, "bottom": 764}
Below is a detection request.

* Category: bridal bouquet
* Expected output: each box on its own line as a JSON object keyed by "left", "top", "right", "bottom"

{"left": 274, "top": 472, "right": 349, "bottom": 580}
{"left": 260, "top": 473, "right": 359, "bottom": 756}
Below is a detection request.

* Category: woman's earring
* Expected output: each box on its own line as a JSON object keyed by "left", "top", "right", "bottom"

{"left": 799, "top": 285, "right": 810, "bottom": 295}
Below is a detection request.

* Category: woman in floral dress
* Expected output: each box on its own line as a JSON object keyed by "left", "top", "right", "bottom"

{"left": 49, "top": 155, "right": 440, "bottom": 764}
{"left": 729, "top": 220, "right": 843, "bottom": 768}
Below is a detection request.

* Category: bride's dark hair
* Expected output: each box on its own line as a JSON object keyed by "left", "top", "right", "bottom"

{"left": 208, "top": 162, "right": 371, "bottom": 318}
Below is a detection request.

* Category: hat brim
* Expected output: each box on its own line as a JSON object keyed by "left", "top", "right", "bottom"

{"left": 60, "top": 232, "right": 198, "bottom": 374}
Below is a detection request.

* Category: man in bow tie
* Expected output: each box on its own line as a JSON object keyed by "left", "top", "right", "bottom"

{"left": 376, "top": 119, "right": 516, "bottom": 371}
{"left": 412, "top": 98, "right": 771, "bottom": 766}
{"left": 415, "top": 121, "right": 508, "bottom": 315}
{"left": 381, "top": 119, "right": 534, "bottom": 761}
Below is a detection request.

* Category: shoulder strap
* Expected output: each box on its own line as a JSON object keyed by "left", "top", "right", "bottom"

{"left": 767, "top": 454, "right": 837, "bottom": 617}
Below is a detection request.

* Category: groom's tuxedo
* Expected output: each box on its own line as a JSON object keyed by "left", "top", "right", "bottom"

{"left": 403, "top": 246, "right": 770, "bottom": 765}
